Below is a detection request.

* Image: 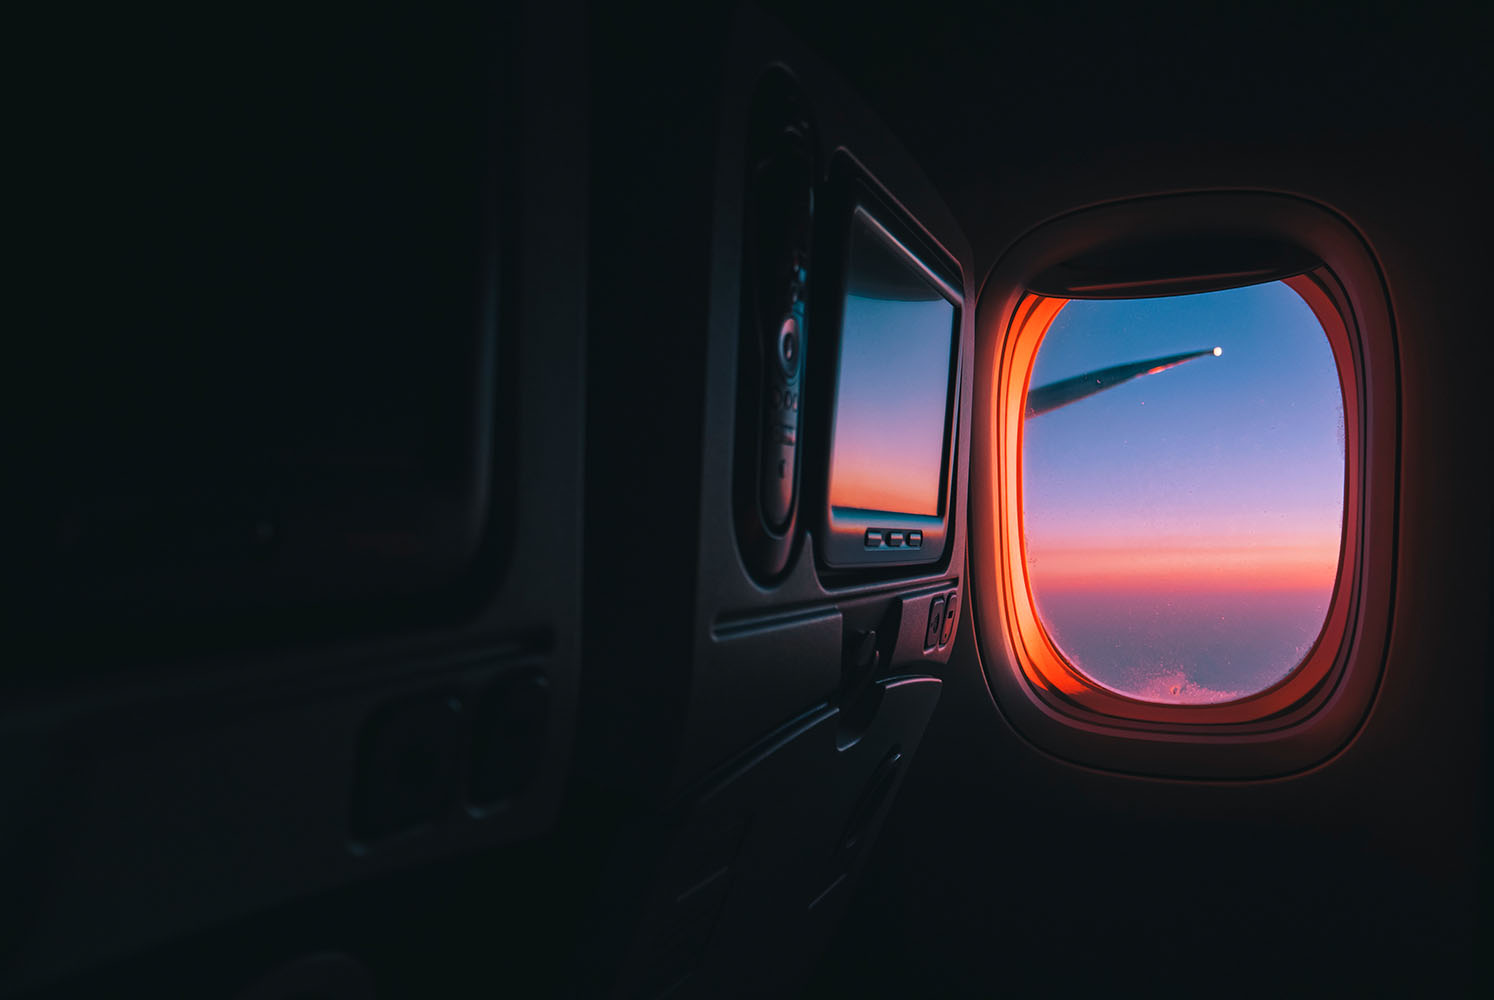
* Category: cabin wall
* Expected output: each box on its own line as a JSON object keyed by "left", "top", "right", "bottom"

{"left": 785, "top": 3, "right": 1491, "bottom": 994}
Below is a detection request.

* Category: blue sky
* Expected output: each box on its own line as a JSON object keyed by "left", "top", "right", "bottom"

{"left": 829, "top": 295, "right": 954, "bottom": 515}
{"left": 1025, "top": 282, "right": 1344, "bottom": 555}
{"left": 1022, "top": 281, "right": 1345, "bottom": 702}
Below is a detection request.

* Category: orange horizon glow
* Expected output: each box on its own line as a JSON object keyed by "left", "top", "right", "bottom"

{"left": 828, "top": 469, "right": 942, "bottom": 516}
{"left": 1026, "top": 542, "right": 1340, "bottom": 592}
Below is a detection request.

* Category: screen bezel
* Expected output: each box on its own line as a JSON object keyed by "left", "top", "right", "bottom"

{"left": 811, "top": 159, "right": 964, "bottom": 573}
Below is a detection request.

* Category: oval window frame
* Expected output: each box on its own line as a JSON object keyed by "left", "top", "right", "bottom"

{"left": 972, "top": 192, "right": 1397, "bottom": 779}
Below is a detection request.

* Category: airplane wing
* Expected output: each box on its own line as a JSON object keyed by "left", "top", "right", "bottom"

{"left": 1025, "top": 346, "right": 1220, "bottom": 417}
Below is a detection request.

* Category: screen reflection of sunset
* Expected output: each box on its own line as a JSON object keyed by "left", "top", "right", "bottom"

{"left": 827, "top": 208, "right": 956, "bottom": 517}
{"left": 1022, "top": 281, "right": 1345, "bottom": 705}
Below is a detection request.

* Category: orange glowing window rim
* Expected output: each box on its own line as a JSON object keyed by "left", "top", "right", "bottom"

{"left": 994, "top": 273, "right": 1363, "bottom": 727}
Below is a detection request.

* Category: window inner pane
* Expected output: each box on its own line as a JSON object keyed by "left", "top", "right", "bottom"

{"left": 1021, "top": 281, "right": 1344, "bottom": 705}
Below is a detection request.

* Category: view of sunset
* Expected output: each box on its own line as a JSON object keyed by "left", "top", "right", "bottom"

{"left": 827, "top": 208, "right": 957, "bottom": 517}
{"left": 1022, "top": 281, "right": 1345, "bottom": 704}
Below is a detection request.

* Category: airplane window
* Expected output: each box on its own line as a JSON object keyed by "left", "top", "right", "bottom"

{"left": 1021, "top": 281, "right": 1344, "bottom": 705}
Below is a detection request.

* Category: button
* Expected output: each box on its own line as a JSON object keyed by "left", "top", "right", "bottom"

{"left": 906, "top": 530, "right": 922, "bottom": 548}
{"left": 777, "top": 316, "right": 801, "bottom": 378}
{"left": 940, "top": 592, "right": 959, "bottom": 646}
{"left": 925, "top": 596, "right": 945, "bottom": 649}
{"left": 886, "top": 530, "right": 905, "bottom": 547}
{"left": 864, "top": 529, "right": 883, "bottom": 548}
{"left": 469, "top": 670, "right": 551, "bottom": 807}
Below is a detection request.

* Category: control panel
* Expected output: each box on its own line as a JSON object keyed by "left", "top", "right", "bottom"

{"left": 923, "top": 590, "right": 958, "bottom": 651}
{"left": 863, "top": 528, "right": 924, "bottom": 550}
{"left": 832, "top": 585, "right": 965, "bottom": 706}
{"left": 734, "top": 69, "right": 816, "bottom": 580}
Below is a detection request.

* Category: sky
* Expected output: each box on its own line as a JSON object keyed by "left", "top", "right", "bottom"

{"left": 828, "top": 295, "right": 954, "bottom": 515}
{"left": 1022, "top": 281, "right": 1344, "bottom": 704}
{"left": 827, "top": 208, "right": 956, "bottom": 517}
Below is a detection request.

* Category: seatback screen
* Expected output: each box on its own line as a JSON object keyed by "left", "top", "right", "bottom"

{"left": 827, "top": 207, "right": 957, "bottom": 517}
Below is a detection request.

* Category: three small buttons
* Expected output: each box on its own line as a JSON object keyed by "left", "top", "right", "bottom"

{"left": 864, "top": 528, "right": 922, "bottom": 549}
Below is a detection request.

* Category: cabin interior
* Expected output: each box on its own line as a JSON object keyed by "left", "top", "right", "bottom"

{"left": 7, "top": 2, "right": 1490, "bottom": 997}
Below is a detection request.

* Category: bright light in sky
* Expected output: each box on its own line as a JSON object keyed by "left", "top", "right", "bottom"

{"left": 1022, "top": 281, "right": 1344, "bottom": 705}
